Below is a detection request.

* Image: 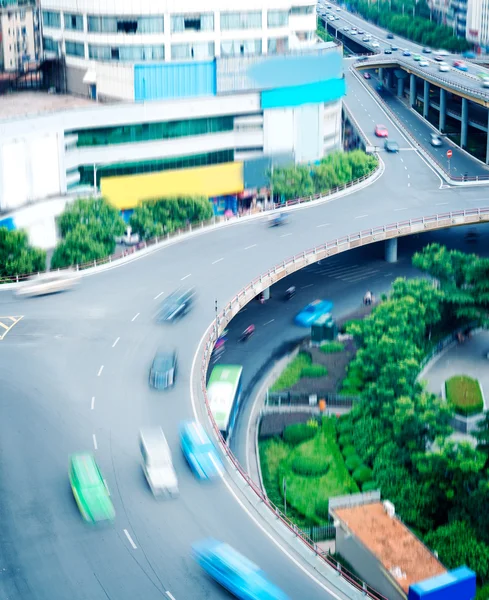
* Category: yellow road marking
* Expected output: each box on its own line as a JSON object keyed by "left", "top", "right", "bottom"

{"left": 0, "top": 316, "right": 24, "bottom": 340}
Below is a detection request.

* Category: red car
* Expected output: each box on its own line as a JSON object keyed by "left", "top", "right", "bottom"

{"left": 375, "top": 124, "right": 388, "bottom": 137}
{"left": 364, "top": 72, "right": 371, "bottom": 79}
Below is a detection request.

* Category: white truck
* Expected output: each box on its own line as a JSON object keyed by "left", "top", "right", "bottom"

{"left": 139, "top": 427, "right": 179, "bottom": 498}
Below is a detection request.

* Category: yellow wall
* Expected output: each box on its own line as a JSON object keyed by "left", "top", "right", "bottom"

{"left": 100, "top": 162, "right": 244, "bottom": 210}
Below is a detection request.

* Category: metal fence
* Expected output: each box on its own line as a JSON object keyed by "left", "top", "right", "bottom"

{"left": 266, "top": 390, "right": 360, "bottom": 408}
{"left": 303, "top": 523, "right": 337, "bottom": 542}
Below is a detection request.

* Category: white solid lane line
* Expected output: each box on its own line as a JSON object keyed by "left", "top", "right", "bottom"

{"left": 153, "top": 291, "right": 164, "bottom": 300}
{"left": 165, "top": 592, "right": 177, "bottom": 600}
{"left": 212, "top": 258, "right": 224, "bottom": 265}
{"left": 97, "top": 365, "right": 104, "bottom": 377}
{"left": 244, "top": 244, "right": 257, "bottom": 250}
{"left": 131, "top": 313, "right": 140, "bottom": 322}
{"left": 280, "top": 233, "right": 292, "bottom": 238}
{"left": 316, "top": 223, "right": 330, "bottom": 228}
{"left": 91, "top": 396, "right": 95, "bottom": 410}
{"left": 92, "top": 434, "right": 98, "bottom": 450}
{"left": 124, "top": 529, "right": 138, "bottom": 550}
{"left": 181, "top": 273, "right": 191, "bottom": 281}
{"left": 263, "top": 319, "right": 275, "bottom": 326}
{"left": 355, "top": 214, "right": 368, "bottom": 219}
{"left": 112, "top": 337, "right": 120, "bottom": 348}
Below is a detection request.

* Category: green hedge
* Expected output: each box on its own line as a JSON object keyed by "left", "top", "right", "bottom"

{"left": 315, "top": 499, "right": 331, "bottom": 520}
{"left": 338, "top": 434, "right": 353, "bottom": 448}
{"left": 446, "top": 375, "right": 484, "bottom": 417}
{"left": 362, "top": 480, "right": 378, "bottom": 492}
{"left": 292, "top": 455, "right": 330, "bottom": 477}
{"left": 345, "top": 455, "right": 363, "bottom": 473}
{"left": 342, "top": 445, "right": 357, "bottom": 458}
{"left": 283, "top": 423, "right": 318, "bottom": 446}
{"left": 353, "top": 465, "right": 374, "bottom": 485}
{"left": 301, "top": 364, "right": 328, "bottom": 378}
{"left": 336, "top": 418, "right": 353, "bottom": 436}
{"left": 319, "top": 341, "right": 344, "bottom": 354}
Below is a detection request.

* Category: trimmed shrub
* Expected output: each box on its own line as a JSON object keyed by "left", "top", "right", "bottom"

{"left": 353, "top": 465, "right": 374, "bottom": 485}
{"left": 362, "top": 480, "right": 378, "bottom": 492}
{"left": 342, "top": 445, "right": 357, "bottom": 458}
{"left": 301, "top": 364, "right": 328, "bottom": 378}
{"left": 315, "top": 500, "right": 331, "bottom": 520}
{"left": 283, "top": 423, "right": 317, "bottom": 446}
{"left": 345, "top": 454, "right": 363, "bottom": 473}
{"left": 445, "top": 375, "right": 484, "bottom": 417}
{"left": 338, "top": 434, "right": 353, "bottom": 448}
{"left": 291, "top": 455, "right": 330, "bottom": 477}
{"left": 336, "top": 418, "right": 353, "bottom": 436}
{"left": 319, "top": 341, "right": 344, "bottom": 354}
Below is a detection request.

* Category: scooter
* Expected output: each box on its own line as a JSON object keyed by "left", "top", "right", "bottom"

{"left": 239, "top": 325, "right": 255, "bottom": 342}
{"left": 284, "top": 287, "right": 296, "bottom": 301}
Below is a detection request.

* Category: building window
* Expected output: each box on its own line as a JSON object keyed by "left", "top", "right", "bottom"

{"left": 268, "top": 37, "right": 289, "bottom": 53}
{"left": 69, "top": 116, "right": 234, "bottom": 147}
{"left": 171, "top": 41, "right": 214, "bottom": 60}
{"left": 171, "top": 13, "right": 214, "bottom": 32}
{"left": 64, "top": 13, "right": 83, "bottom": 31}
{"left": 295, "top": 31, "right": 314, "bottom": 41}
{"left": 220, "top": 11, "right": 262, "bottom": 30}
{"left": 290, "top": 5, "right": 315, "bottom": 15}
{"left": 88, "top": 44, "right": 165, "bottom": 61}
{"left": 220, "top": 39, "right": 262, "bottom": 56}
{"left": 43, "top": 37, "right": 60, "bottom": 53}
{"left": 268, "top": 10, "right": 289, "bottom": 27}
{"left": 65, "top": 40, "right": 85, "bottom": 57}
{"left": 19, "top": 10, "right": 25, "bottom": 19}
{"left": 87, "top": 15, "right": 164, "bottom": 34}
{"left": 42, "top": 10, "right": 61, "bottom": 29}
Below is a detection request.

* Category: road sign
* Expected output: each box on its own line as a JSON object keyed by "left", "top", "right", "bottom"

{"left": 446, "top": 149, "right": 453, "bottom": 158}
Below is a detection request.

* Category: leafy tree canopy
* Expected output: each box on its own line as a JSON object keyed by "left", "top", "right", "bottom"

{"left": 0, "top": 227, "right": 46, "bottom": 278}
{"left": 51, "top": 224, "right": 109, "bottom": 270}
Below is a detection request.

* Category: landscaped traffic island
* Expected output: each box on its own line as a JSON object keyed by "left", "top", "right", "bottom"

{"left": 446, "top": 375, "right": 484, "bottom": 417}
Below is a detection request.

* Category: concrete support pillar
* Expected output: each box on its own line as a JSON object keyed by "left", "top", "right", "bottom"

{"left": 486, "top": 109, "right": 489, "bottom": 165}
{"left": 423, "top": 80, "right": 430, "bottom": 119}
{"left": 409, "top": 74, "right": 416, "bottom": 108}
{"left": 379, "top": 67, "right": 384, "bottom": 82}
{"left": 387, "top": 70, "right": 393, "bottom": 89}
{"left": 397, "top": 76, "right": 404, "bottom": 98}
{"left": 461, "top": 97, "right": 468, "bottom": 149}
{"left": 385, "top": 238, "right": 398, "bottom": 263}
{"left": 262, "top": 287, "right": 270, "bottom": 300}
{"left": 439, "top": 88, "right": 446, "bottom": 133}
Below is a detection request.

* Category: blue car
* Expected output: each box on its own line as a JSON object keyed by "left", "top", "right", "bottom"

{"left": 295, "top": 299, "right": 333, "bottom": 327}
{"left": 403, "top": 50, "right": 411, "bottom": 56}
{"left": 180, "top": 421, "right": 223, "bottom": 480}
{"left": 192, "top": 539, "right": 290, "bottom": 600}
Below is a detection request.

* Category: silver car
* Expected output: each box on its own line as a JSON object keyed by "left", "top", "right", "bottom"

{"left": 431, "top": 134, "right": 443, "bottom": 147}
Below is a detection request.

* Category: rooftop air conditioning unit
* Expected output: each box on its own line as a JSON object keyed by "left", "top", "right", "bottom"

{"left": 383, "top": 500, "right": 395, "bottom": 518}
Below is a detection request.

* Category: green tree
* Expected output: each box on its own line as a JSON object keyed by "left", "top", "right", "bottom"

{"left": 129, "top": 204, "right": 164, "bottom": 240}
{"left": 475, "top": 412, "right": 489, "bottom": 462}
{"left": 0, "top": 228, "right": 46, "bottom": 278}
{"left": 425, "top": 521, "right": 489, "bottom": 582}
{"left": 270, "top": 165, "right": 314, "bottom": 200}
{"left": 51, "top": 224, "right": 109, "bottom": 269}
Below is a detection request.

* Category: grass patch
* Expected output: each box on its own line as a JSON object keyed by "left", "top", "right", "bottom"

{"left": 446, "top": 375, "right": 484, "bottom": 417}
{"left": 271, "top": 352, "right": 312, "bottom": 391}
{"left": 259, "top": 418, "right": 359, "bottom": 526}
{"left": 319, "top": 341, "right": 344, "bottom": 354}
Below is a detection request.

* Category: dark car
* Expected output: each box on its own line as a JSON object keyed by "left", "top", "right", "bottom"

{"left": 158, "top": 288, "right": 195, "bottom": 322}
{"left": 149, "top": 350, "right": 177, "bottom": 390}
{"left": 387, "top": 32, "right": 394, "bottom": 39}
{"left": 391, "top": 45, "right": 398, "bottom": 51}
{"left": 384, "top": 140, "right": 400, "bottom": 153}
{"left": 423, "top": 47, "right": 432, "bottom": 53}
{"left": 384, "top": 48, "right": 392, "bottom": 54}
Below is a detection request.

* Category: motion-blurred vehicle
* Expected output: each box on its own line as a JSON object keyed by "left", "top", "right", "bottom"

{"left": 423, "top": 47, "right": 432, "bottom": 53}
{"left": 358, "top": 29, "right": 364, "bottom": 34}
{"left": 477, "top": 72, "right": 489, "bottom": 87}
{"left": 180, "top": 421, "right": 223, "bottom": 480}
{"left": 413, "top": 54, "right": 421, "bottom": 61}
{"left": 419, "top": 59, "right": 429, "bottom": 67}
{"left": 69, "top": 453, "right": 115, "bottom": 523}
{"left": 437, "top": 49, "right": 449, "bottom": 56}
{"left": 149, "top": 349, "right": 177, "bottom": 390}
{"left": 403, "top": 49, "right": 411, "bottom": 56}
{"left": 351, "top": 29, "right": 357, "bottom": 35}
{"left": 434, "top": 55, "right": 443, "bottom": 62}
{"left": 384, "top": 140, "right": 400, "bottom": 153}
{"left": 157, "top": 287, "right": 195, "bottom": 322}
{"left": 207, "top": 365, "right": 243, "bottom": 440}
{"left": 363, "top": 72, "right": 371, "bottom": 79}
{"left": 268, "top": 213, "right": 288, "bottom": 227}
{"left": 391, "top": 44, "right": 398, "bottom": 51}
{"left": 357, "top": 56, "right": 369, "bottom": 62}
{"left": 453, "top": 60, "right": 468, "bottom": 71}
{"left": 362, "top": 36, "right": 370, "bottom": 41}
{"left": 115, "top": 226, "right": 140, "bottom": 246}
{"left": 375, "top": 124, "right": 388, "bottom": 137}
{"left": 192, "top": 539, "right": 290, "bottom": 600}
{"left": 295, "top": 299, "right": 333, "bottom": 327}
{"left": 430, "top": 134, "right": 443, "bottom": 147}
{"left": 462, "top": 51, "right": 476, "bottom": 59}
{"left": 16, "top": 271, "right": 80, "bottom": 298}
{"left": 329, "top": 14, "right": 335, "bottom": 20}
{"left": 387, "top": 32, "right": 394, "bottom": 39}
{"left": 139, "top": 427, "right": 178, "bottom": 497}
{"left": 384, "top": 48, "right": 392, "bottom": 54}
{"left": 371, "top": 41, "right": 379, "bottom": 48}
{"left": 343, "top": 26, "right": 349, "bottom": 31}
{"left": 439, "top": 61, "right": 450, "bottom": 72}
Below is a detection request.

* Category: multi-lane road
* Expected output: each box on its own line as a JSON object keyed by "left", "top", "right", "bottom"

{"left": 1, "top": 28, "right": 489, "bottom": 600}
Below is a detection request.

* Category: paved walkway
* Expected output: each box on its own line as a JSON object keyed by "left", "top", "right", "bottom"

{"left": 423, "top": 330, "right": 489, "bottom": 407}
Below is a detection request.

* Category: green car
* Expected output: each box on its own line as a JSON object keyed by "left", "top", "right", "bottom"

{"left": 69, "top": 453, "right": 115, "bottom": 523}
{"left": 413, "top": 54, "right": 421, "bottom": 61}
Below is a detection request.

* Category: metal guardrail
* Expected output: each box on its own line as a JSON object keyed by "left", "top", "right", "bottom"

{"left": 0, "top": 168, "right": 379, "bottom": 286}
{"left": 266, "top": 391, "right": 360, "bottom": 408}
{"left": 350, "top": 65, "right": 489, "bottom": 183}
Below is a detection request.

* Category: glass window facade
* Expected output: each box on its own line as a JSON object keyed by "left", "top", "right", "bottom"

{"left": 42, "top": 10, "right": 60, "bottom": 28}
{"left": 171, "top": 13, "right": 214, "bottom": 32}
{"left": 267, "top": 10, "right": 289, "bottom": 27}
{"left": 78, "top": 150, "right": 234, "bottom": 187}
{"left": 65, "top": 40, "right": 84, "bottom": 57}
{"left": 220, "top": 39, "right": 262, "bottom": 57}
{"left": 88, "top": 44, "right": 164, "bottom": 61}
{"left": 171, "top": 42, "right": 214, "bottom": 60}
{"left": 220, "top": 11, "right": 262, "bottom": 30}
{"left": 268, "top": 37, "right": 289, "bottom": 54}
{"left": 43, "top": 37, "right": 59, "bottom": 53}
{"left": 64, "top": 12, "right": 83, "bottom": 31}
{"left": 87, "top": 15, "right": 164, "bottom": 34}
{"left": 290, "top": 5, "right": 315, "bottom": 15}
{"left": 69, "top": 116, "right": 234, "bottom": 148}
